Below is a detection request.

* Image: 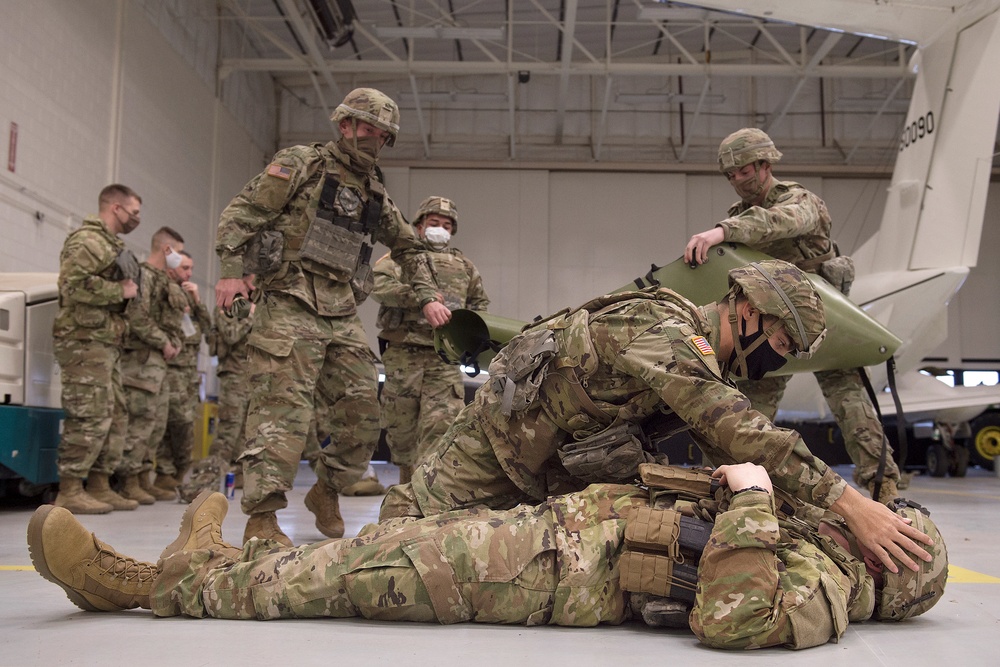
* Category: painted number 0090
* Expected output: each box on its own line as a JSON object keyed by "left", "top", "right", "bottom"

{"left": 899, "top": 111, "right": 934, "bottom": 152}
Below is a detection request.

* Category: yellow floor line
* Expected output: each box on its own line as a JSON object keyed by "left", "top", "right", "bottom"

{"left": 0, "top": 565, "right": 35, "bottom": 571}
{"left": 947, "top": 565, "right": 1000, "bottom": 583}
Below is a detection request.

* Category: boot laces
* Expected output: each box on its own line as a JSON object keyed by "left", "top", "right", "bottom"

{"left": 91, "top": 546, "right": 158, "bottom": 584}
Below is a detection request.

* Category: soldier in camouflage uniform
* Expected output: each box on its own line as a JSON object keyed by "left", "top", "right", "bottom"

{"left": 28, "top": 461, "right": 948, "bottom": 650}
{"left": 116, "top": 227, "right": 187, "bottom": 505}
{"left": 155, "top": 251, "right": 212, "bottom": 495}
{"left": 373, "top": 196, "right": 490, "bottom": 485}
{"left": 380, "top": 259, "right": 935, "bottom": 572}
{"left": 213, "top": 88, "right": 451, "bottom": 547}
{"left": 176, "top": 286, "right": 256, "bottom": 504}
{"left": 52, "top": 184, "right": 143, "bottom": 514}
{"left": 685, "top": 128, "right": 903, "bottom": 501}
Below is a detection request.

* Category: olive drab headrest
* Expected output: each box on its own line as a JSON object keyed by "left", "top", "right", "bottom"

{"left": 876, "top": 500, "right": 948, "bottom": 621}
{"left": 718, "top": 128, "right": 783, "bottom": 172}
{"left": 331, "top": 88, "right": 401, "bottom": 146}
{"left": 414, "top": 196, "right": 459, "bottom": 234}
{"left": 727, "top": 260, "right": 827, "bottom": 359}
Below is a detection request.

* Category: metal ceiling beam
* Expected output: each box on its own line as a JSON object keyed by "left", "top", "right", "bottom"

{"left": 276, "top": 0, "right": 342, "bottom": 120}
{"left": 766, "top": 30, "right": 844, "bottom": 132}
{"left": 555, "top": 0, "right": 580, "bottom": 143}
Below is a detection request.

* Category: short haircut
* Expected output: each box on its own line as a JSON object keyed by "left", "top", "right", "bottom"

{"left": 98, "top": 184, "right": 141, "bottom": 210}
{"left": 151, "top": 226, "right": 185, "bottom": 251}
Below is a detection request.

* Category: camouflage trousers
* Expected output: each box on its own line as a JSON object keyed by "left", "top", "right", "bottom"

{"left": 152, "top": 484, "right": 638, "bottom": 625}
{"left": 156, "top": 364, "right": 199, "bottom": 477}
{"left": 379, "top": 386, "right": 540, "bottom": 521}
{"left": 737, "top": 368, "right": 901, "bottom": 488}
{"left": 210, "top": 369, "right": 251, "bottom": 465}
{"left": 379, "top": 343, "right": 465, "bottom": 468}
{"left": 118, "top": 348, "right": 169, "bottom": 476}
{"left": 53, "top": 339, "right": 127, "bottom": 479}
{"left": 239, "top": 293, "right": 380, "bottom": 515}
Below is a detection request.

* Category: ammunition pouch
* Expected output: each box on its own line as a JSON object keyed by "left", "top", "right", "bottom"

{"left": 557, "top": 421, "right": 656, "bottom": 483}
{"left": 300, "top": 212, "right": 366, "bottom": 277}
{"left": 243, "top": 229, "right": 284, "bottom": 275}
{"left": 488, "top": 327, "right": 558, "bottom": 416}
{"left": 376, "top": 305, "right": 406, "bottom": 332}
{"left": 618, "top": 506, "right": 709, "bottom": 604}
{"left": 818, "top": 254, "right": 855, "bottom": 296}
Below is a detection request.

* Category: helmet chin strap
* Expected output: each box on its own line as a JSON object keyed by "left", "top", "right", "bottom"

{"left": 724, "top": 299, "right": 780, "bottom": 381}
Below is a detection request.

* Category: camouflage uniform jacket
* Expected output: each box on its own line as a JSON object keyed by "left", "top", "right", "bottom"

{"left": 211, "top": 305, "right": 253, "bottom": 375}
{"left": 123, "top": 262, "right": 184, "bottom": 353}
{"left": 167, "top": 288, "right": 211, "bottom": 368}
{"left": 485, "top": 289, "right": 847, "bottom": 510}
{"left": 718, "top": 180, "right": 834, "bottom": 268}
{"left": 688, "top": 490, "right": 875, "bottom": 649}
{"left": 373, "top": 246, "right": 490, "bottom": 346}
{"left": 52, "top": 216, "right": 129, "bottom": 346}
{"left": 215, "top": 141, "right": 439, "bottom": 317}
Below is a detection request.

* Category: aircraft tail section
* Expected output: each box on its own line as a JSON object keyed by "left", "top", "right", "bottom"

{"left": 856, "top": 7, "right": 1000, "bottom": 274}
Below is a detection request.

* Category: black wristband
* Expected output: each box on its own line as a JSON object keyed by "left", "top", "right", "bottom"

{"left": 732, "top": 485, "right": 769, "bottom": 496}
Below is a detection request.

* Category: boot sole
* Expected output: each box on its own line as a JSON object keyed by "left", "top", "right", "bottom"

{"left": 159, "top": 489, "right": 227, "bottom": 560}
{"left": 26, "top": 505, "right": 102, "bottom": 612}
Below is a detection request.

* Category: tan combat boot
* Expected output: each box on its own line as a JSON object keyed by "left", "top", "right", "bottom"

{"left": 242, "top": 511, "right": 293, "bottom": 547}
{"left": 27, "top": 505, "right": 157, "bottom": 611}
{"left": 141, "top": 471, "right": 176, "bottom": 501}
{"left": 397, "top": 464, "right": 413, "bottom": 486}
{"left": 119, "top": 474, "right": 156, "bottom": 505}
{"left": 304, "top": 482, "right": 345, "bottom": 538}
{"left": 159, "top": 490, "right": 241, "bottom": 560}
{"left": 86, "top": 472, "right": 139, "bottom": 511}
{"left": 341, "top": 465, "right": 386, "bottom": 496}
{"left": 53, "top": 477, "right": 113, "bottom": 515}
{"left": 869, "top": 478, "right": 901, "bottom": 504}
{"left": 154, "top": 473, "right": 180, "bottom": 492}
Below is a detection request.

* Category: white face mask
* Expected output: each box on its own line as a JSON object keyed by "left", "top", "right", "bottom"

{"left": 423, "top": 226, "right": 451, "bottom": 249}
{"left": 165, "top": 248, "right": 183, "bottom": 269}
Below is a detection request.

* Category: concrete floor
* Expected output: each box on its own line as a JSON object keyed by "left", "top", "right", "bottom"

{"left": 1, "top": 462, "right": 998, "bottom": 666}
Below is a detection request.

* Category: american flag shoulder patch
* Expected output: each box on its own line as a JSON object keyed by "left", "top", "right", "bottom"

{"left": 266, "top": 163, "right": 293, "bottom": 180}
{"left": 690, "top": 335, "right": 714, "bottom": 356}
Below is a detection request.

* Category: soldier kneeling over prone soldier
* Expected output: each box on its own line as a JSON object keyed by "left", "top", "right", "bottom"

{"left": 26, "top": 460, "right": 946, "bottom": 650}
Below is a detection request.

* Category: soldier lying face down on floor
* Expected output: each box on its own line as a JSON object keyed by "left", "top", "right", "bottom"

{"left": 27, "top": 461, "right": 947, "bottom": 651}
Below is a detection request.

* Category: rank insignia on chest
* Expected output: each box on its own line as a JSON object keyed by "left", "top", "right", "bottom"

{"left": 690, "top": 335, "right": 714, "bottom": 356}
{"left": 266, "top": 163, "right": 293, "bottom": 180}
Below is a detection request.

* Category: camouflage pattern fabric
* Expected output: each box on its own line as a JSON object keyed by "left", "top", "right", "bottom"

{"left": 150, "top": 478, "right": 884, "bottom": 650}
{"left": 215, "top": 140, "right": 442, "bottom": 517}
{"left": 209, "top": 306, "right": 254, "bottom": 465}
{"left": 157, "top": 289, "right": 209, "bottom": 479}
{"left": 237, "top": 292, "right": 380, "bottom": 514}
{"left": 379, "top": 288, "right": 847, "bottom": 521}
{"left": 177, "top": 456, "right": 225, "bottom": 503}
{"left": 53, "top": 216, "right": 131, "bottom": 479}
{"left": 719, "top": 179, "right": 901, "bottom": 488}
{"left": 372, "top": 247, "right": 488, "bottom": 466}
{"left": 116, "top": 264, "right": 184, "bottom": 476}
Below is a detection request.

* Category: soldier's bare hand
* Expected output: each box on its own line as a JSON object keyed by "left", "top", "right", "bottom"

{"left": 215, "top": 278, "right": 248, "bottom": 309}
{"left": 181, "top": 281, "right": 200, "bottom": 303}
{"left": 713, "top": 463, "right": 773, "bottom": 494}
{"left": 423, "top": 301, "right": 452, "bottom": 328}
{"left": 831, "top": 486, "right": 933, "bottom": 573}
{"left": 684, "top": 227, "right": 726, "bottom": 266}
{"left": 120, "top": 279, "right": 138, "bottom": 300}
{"left": 163, "top": 341, "right": 180, "bottom": 361}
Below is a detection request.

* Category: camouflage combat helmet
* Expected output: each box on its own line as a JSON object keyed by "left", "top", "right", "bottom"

{"left": 728, "top": 260, "right": 827, "bottom": 359}
{"left": 718, "top": 128, "right": 783, "bottom": 172}
{"left": 331, "top": 88, "right": 400, "bottom": 146}
{"left": 414, "top": 196, "right": 459, "bottom": 234}
{"left": 875, "top": 500, "right": 948, "bottom": 621}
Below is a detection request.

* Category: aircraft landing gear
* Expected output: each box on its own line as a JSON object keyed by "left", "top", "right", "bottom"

{"left": 969, "top": 411, "right": 1000, "bottom": 471}
{"left": 924, "top": 421, "right": 970, "bottom": 478}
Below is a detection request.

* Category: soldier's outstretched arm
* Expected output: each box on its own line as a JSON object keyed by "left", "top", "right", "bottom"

{"left": 830, "top": 485, "right": 933, "bottom": 573}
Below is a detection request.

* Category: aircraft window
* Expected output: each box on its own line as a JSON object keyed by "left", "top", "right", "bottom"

{"left": 962, "top": 371, "right": 999, "bottom": 387}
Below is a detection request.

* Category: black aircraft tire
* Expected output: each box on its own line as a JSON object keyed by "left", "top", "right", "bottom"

{"left": 969, "top": 412, "right": 1000, "bottom": 471}
{"left": 926, "top": 443, "right": 949, "bottom": 478}
{"left": 949, "top": 445, "right": 970, "bottom": 478}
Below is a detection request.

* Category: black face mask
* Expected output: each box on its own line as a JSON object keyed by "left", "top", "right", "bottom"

{"left": 729, "top": 316, "right": 789, "bottom": 381}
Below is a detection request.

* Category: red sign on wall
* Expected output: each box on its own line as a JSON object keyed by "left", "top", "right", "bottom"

{"left": 8, "top": 122, "right": 17, "bottom": 173}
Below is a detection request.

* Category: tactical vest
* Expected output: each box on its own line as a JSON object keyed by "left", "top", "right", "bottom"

{"left": 53, "top": 219, "right": 129, "bottom": 344}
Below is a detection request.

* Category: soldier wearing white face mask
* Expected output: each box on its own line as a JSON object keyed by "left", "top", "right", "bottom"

{"left": 371, "top": 196, "right": 491, "bottom": 485}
